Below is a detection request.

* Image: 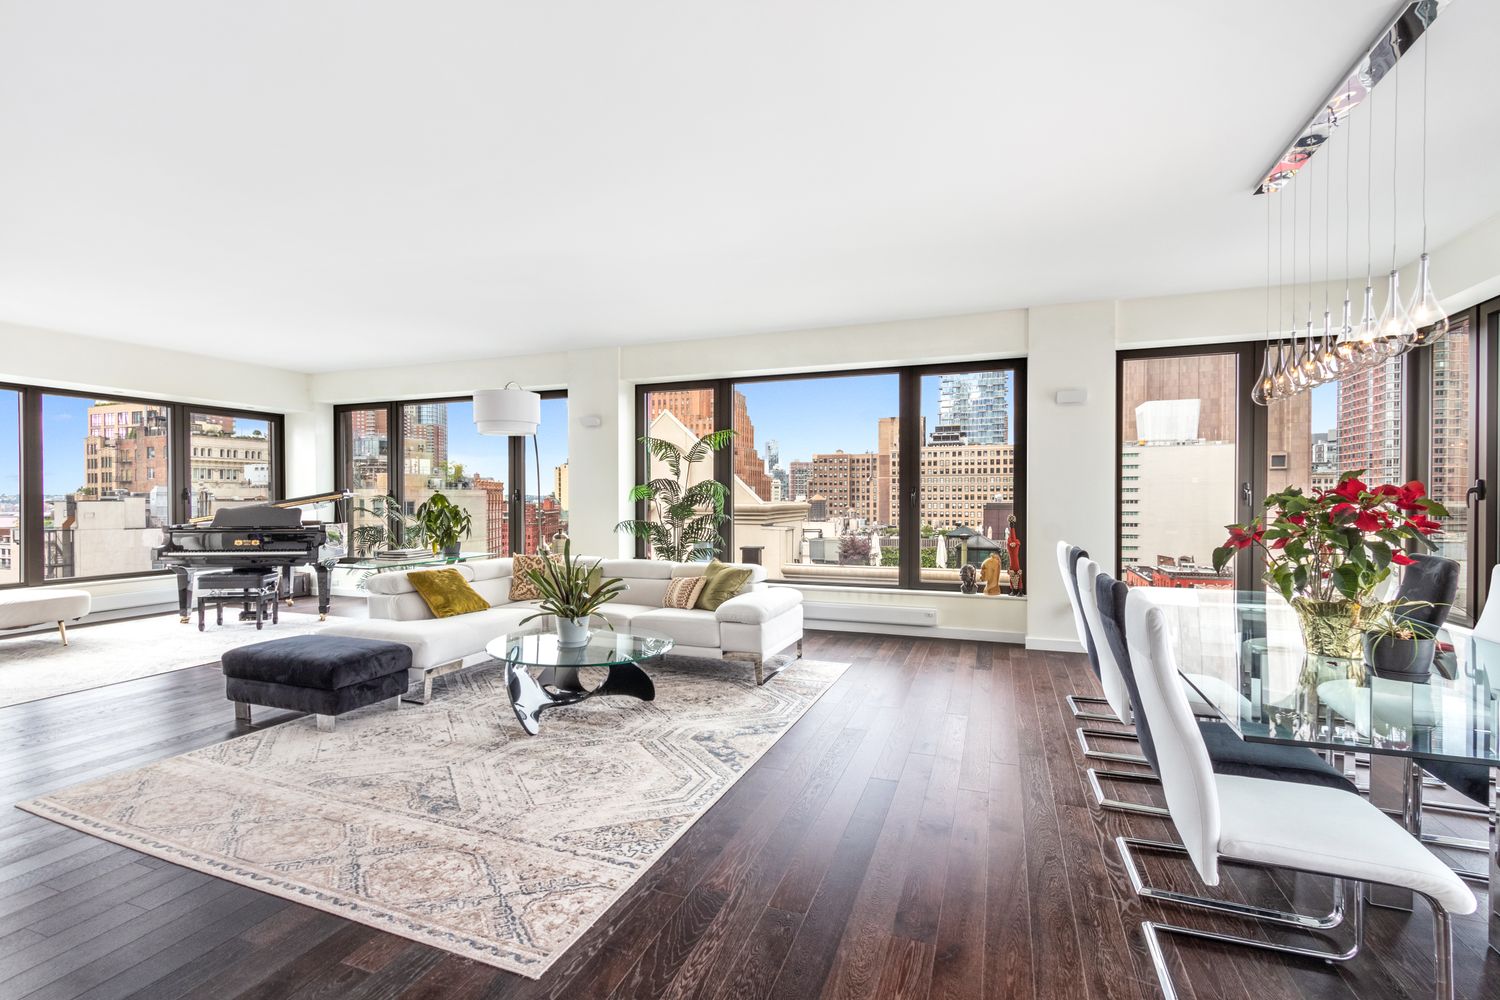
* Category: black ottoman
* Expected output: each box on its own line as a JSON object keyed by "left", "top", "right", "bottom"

{"left": 222, "top": 635, "right": 412, "bottom": 732}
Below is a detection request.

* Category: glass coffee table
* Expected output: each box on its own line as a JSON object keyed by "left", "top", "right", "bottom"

{"left": 485, "top": 630, "right": 673, "bottom": 735}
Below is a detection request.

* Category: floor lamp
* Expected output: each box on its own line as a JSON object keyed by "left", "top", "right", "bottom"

{"left": 473, "top": 384, "right": 542, "bottom": 555}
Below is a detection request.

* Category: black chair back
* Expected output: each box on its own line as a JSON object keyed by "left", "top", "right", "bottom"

{"left": 1094, "top": 572, "right": 1160, "bottom": 772}
{"left": 1395, "top": 553, "right": 1460, "bottom": 631}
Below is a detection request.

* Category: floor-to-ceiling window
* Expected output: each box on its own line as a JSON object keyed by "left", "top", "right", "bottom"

{"left": 335, "top": 391, "right": 566, "bottom": 558}
{"left": 639, "top": 385, "right": 720, "bottom": 561}
{"left": 0, "top": 389, "right": 20, "bottom": 586}
{"left": 731, "top": 372, "right": 900, "bottom": 584}
{"left": 42, "top": 395, "right": 173, "bottom": 581}
{"left": 1118, "top": 349, "right": 1249, "bottom": 589}
{"left": 523, "top": 395, "right": 569, "bottom": 551}
{"left": 186, "top": 410, "right": 276, "bottom": 518}
{"left": 0, "top": 386, "right": 284, "bottom": 587}
{"left": 637, "top": 362, "right": 1025, "bottom": 590}
{"left": 1116, "top": 320, "right": 1500, "bottom": 614}
{"left": 917, "top": 368, "right": 1018, "bottom": 586}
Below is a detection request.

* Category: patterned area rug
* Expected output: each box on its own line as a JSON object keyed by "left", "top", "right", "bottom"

{"left": 0, "top": 611, "right": 329, "bottom": 707}
{"left": 19, "top": 655, "right": 849, "bottom": 977}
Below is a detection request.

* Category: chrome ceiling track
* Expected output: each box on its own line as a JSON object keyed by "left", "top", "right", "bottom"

{"left": 1254, "top": 0, "right": 1448, "bottom": 194}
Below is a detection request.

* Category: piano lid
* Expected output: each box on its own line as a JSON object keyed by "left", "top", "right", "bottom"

{"left": 208, "top": 505, "right": 305, "bottom": 529}
{"left": 187, "top": 489, "right": 352, "bottom": 525}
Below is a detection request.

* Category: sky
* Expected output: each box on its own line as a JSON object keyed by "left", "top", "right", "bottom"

{"left": 733, "top": 372, "right": 1016, "bottom": 467}
{"left": 1310, "top": 381, "right": 1338, "bottom": 436}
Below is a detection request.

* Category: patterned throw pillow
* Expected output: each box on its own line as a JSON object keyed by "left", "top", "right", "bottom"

{"left": 662, "top": 576, "right": 706, "bottom": 610}
{"left": 509, "top": 554, "right": 546, "bottom": 601}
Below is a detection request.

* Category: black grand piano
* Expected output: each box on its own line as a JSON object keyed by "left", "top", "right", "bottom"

{"left": 155, "top": 490, "right": 350, "bottom": 623}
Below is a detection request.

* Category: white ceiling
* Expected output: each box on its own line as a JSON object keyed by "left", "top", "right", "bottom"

{"left": 0, "top": 0, "right": 1496, "bottom": 373}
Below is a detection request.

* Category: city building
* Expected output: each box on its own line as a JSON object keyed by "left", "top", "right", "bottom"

{"left": 1337, "top": 357, "right": 1404, "bottom": 487}
{"left": 644, "top": 388, "right": 773, "bottom": 500}
{"left": 788, "top": 461, "right": 811, "bottom": 502}
{"left": 1120, "top": 399, "right": 1236, "bottom": 572}
{"left": 938, "top": 370, "right": 1011, "bottom": 444}
{"left": 553, "top": 461, "right": 570, "bottom": 513}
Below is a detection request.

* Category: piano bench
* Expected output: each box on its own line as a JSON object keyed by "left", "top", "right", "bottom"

{"left": 222, "top": 635, "right": 412, "bottom": 732}
{"left": 196, "top": 570, "right": 280, "bottom": 631}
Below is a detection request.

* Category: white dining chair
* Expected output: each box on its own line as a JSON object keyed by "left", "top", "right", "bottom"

{"left": 1118, "top": 589, "right": 1477, "bottom": 1000}
{"left": 1055, "top": 541, "right": 1120, "bottom": 723}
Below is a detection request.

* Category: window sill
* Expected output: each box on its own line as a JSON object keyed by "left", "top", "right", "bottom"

{"left": 773, "top": 580, "right": 1026, "bottom": 602}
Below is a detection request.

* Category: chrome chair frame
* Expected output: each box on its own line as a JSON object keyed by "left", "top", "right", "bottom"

{"left": 1085, "top": 767, "right": 1168, "bottom": 817}
{"left": 1120, "top": 834, "right": 1454, "bottom": 1000}
{"left": 1075, "top": 726, "right": 1148, "bottom": 766}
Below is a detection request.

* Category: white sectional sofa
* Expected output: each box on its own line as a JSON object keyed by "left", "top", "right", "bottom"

{"left": 322, "top": 556, "right": 804, "bottom": 702}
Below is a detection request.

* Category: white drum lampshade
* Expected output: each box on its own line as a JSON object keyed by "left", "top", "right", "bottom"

{"left": 473, "top": 387, "right": 541, "bottom": 436}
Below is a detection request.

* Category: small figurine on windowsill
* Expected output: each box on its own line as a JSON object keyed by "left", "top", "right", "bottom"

{"left": 980, "top": 551, "right": 1003, "bottom": 595}
{"left": 1006, "top": 514, "right": 1024, "bottom": 595}
{"left": 959, "top": 563, "right": 979, "bottom": 594}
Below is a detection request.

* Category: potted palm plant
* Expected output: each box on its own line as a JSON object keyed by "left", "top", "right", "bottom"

{"left": 519, "top": 541, "right": 628, "bottom": 646}
{"left": 1213, "top": 471, "right": 1447, "bottom": 675}
{"left": 415, "top": 492, "right": 473, "bottom": 560}
{"left": 616, "top": 429, "right": 734, "bottom": 560}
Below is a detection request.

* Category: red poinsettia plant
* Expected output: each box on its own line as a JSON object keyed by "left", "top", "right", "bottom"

{"left": 1211, "top": 471, "right": 1448, "bottom": 603}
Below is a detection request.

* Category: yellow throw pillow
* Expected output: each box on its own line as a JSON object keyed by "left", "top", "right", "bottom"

{"left": 693, "top": 560, "right": 754, "bottom": 611}
{"left": 407, "top": 568, "right": 490, "bottom": 618}
{"left": 662, "top": 576, "right": 706, "bottom": 610}
{"left": 510, "top": 554, "right": 546, "bottom": 601}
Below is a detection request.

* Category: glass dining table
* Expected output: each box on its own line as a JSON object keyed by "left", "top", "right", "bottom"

{"left": 1138, "top": 586, "right": 1499, "bottom": 951}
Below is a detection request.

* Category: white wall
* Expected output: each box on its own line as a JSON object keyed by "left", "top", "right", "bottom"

{"left": 0, "top": 322, "right": 311, "bottom": 413}
{"left": 1023, "top": 302, "right": 1118, "bottom": 649}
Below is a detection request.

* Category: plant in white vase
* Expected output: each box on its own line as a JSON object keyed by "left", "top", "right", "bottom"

{"left": 519, "top": 541, "right": 628, "bottom": 646}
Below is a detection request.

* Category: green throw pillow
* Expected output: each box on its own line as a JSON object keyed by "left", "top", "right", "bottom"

{"left": 693, "top": 560, "right": 754, "bottom": 611}
{"left": 408, "top": 568, "right": 490, "bottom": 618}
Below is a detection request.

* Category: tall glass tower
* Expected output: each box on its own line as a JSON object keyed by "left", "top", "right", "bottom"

{"left": 937, "top": 372, "right": 1011, "bottom": 445}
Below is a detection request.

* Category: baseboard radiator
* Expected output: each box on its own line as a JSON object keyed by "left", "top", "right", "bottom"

{"left": 803, "top": 601, "right": 938, "bottom": 628}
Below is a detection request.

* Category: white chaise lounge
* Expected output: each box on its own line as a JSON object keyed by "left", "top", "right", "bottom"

{"left": 322, "top": 556, "right": 804, "bottom": 702}
{"left": 0, "top": 588, "right": 92, "bottom": 645}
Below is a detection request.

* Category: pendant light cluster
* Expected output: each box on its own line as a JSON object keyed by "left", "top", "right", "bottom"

{"left": 1251, "top": 0, "right": 1451, "bottom": 407}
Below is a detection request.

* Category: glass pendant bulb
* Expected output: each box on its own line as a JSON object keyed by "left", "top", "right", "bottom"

{"left": 1376, "top": 269, "right": 1415, "bottom": 356}
{"left": 1299, "top": 316, "right": 1325, "bottom": 385}
{"left": 1317, "top": 309, "right": 1341, "bottom": 379}
{"left": 1352, "top": 280, "right": 1382, "bottom": 368}
{"left": 1290, "top": 332, "right": 1311, "bottom": 391}
{"left": 1251, "top": 348, "right": 1272, "bottom": 406}
{"left": 1406, "top": 252, "right": 1449, "bottom": 346}
{"left": 1272, "top": 341, "right": 1296, "bottom": 398}
{"left": 1335, "top": 294, "right": 1357, "bottom": 364}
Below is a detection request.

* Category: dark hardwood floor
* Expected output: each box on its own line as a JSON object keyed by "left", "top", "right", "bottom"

{"left": 2, "top": 615, "right": 1498, "bottom": 999}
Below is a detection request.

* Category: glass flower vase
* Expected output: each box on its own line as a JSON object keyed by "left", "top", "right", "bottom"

{"left": 1290, "top": 597, "right": 1370, "bottom": 681}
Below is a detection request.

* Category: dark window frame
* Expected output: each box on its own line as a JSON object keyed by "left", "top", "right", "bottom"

{"left": 1116, "top": 321, "right": 1500, "bottom": 618}
{"left": 634, "top": 360, "right": 1027, "bottom": 592}
{"left": 0, "top": 381, "right": 286, "bottom": 589}
{"left": 333, "top": 391, "right": 567, "bottom": 559}
{"left": 1114, "top": 343, "right": 1264, "bottom": 592}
